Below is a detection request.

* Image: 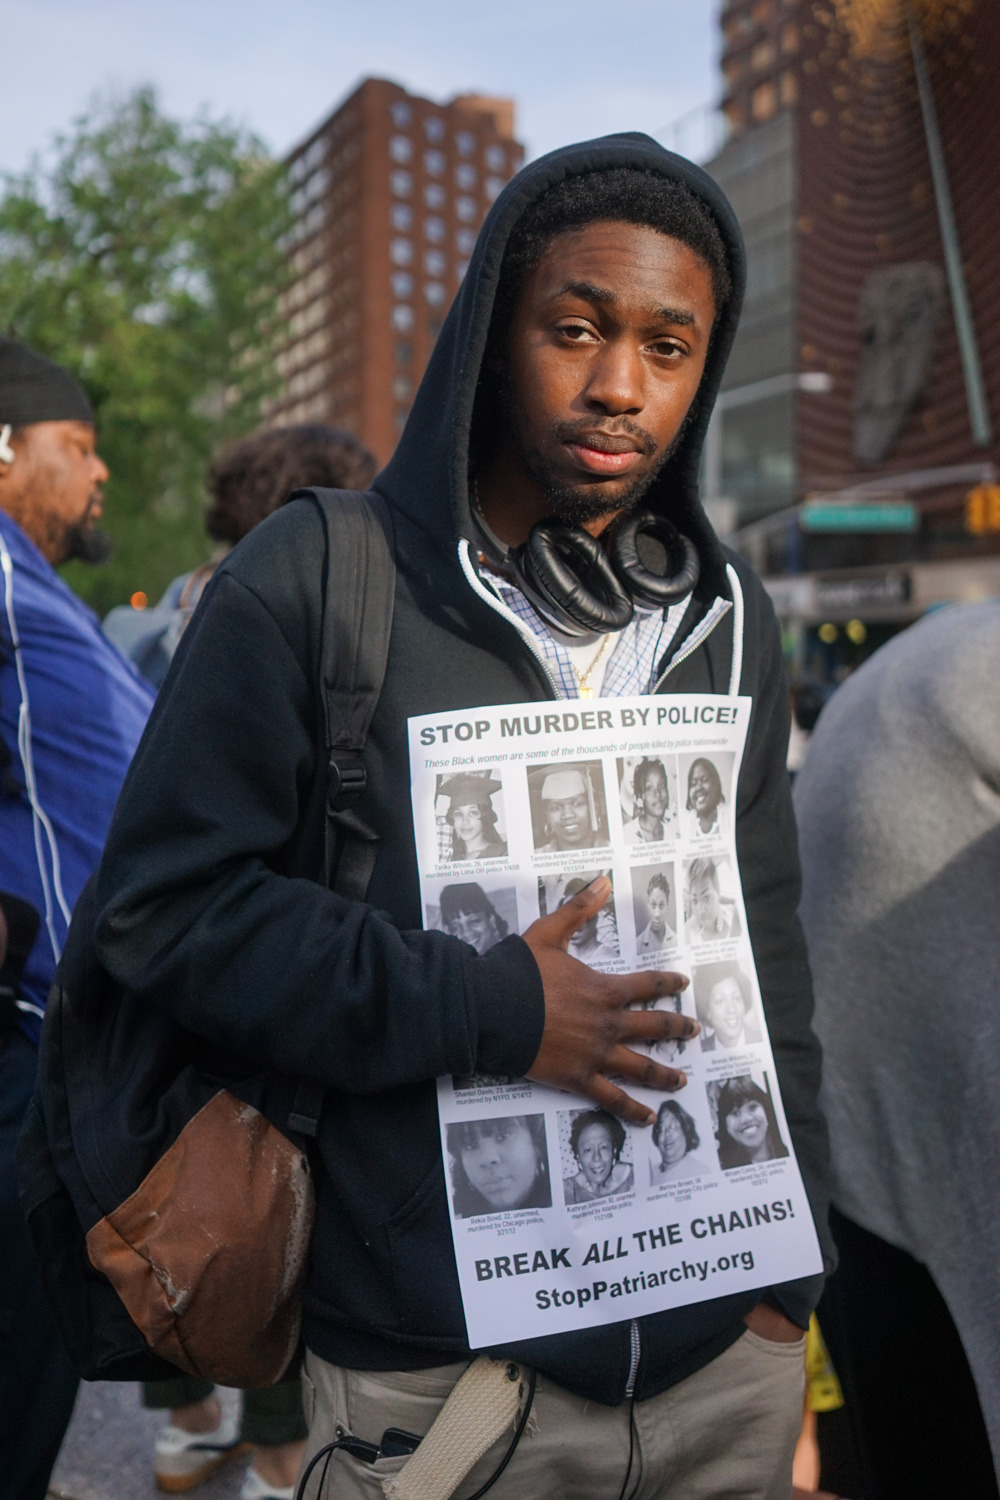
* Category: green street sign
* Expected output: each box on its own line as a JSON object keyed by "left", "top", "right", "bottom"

{"left": 800, "top": 501, "right": 919, "bottom": 533}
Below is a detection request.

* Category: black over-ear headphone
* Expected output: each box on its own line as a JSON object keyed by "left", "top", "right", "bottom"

{"left": 476, "top": 508, "right": 701, "bottom": 637}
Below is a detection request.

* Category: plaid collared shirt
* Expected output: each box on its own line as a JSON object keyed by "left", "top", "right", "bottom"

{"left": 483, "top": 572, "right": 691, "bottom": 700}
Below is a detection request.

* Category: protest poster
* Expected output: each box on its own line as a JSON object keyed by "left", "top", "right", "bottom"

{"left": 408, "top": 695, "right": 822, "bottom": 1348}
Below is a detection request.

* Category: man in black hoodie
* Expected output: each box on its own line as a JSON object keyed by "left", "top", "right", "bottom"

{"left": 94, "top": 135, "right": 831, "bottom": 1497}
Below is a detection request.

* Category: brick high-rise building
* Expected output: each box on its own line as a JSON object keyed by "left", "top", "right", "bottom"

{"left": 704, "top": 0, "right": 1000, "bottom": 675}
{"left": 272, "top": 79, "right": 524, "bottom": 465}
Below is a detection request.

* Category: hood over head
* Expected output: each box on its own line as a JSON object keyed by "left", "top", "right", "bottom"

{"left": 376, "top": 132, "right": 746, "bottom": 602}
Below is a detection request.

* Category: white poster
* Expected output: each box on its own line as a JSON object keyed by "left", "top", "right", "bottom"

{"left": 407, "top": 695, "right": 822, "bottom": 1348}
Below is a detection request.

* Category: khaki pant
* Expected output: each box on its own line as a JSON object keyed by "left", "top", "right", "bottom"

{"left": 299, "top": 1328, "right": 805, "bottom": 1500}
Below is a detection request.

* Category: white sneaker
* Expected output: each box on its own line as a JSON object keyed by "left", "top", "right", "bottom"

{"left": 239, "top": 1466, "right": 296, "bottom": 1500}
{"left": 153, "top": 1409, "right": 249, "bottom": 1492}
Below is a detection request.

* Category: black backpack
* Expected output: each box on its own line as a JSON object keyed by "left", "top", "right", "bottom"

{"left": 16, "top": 489, "right": 395, "bottom": 1387}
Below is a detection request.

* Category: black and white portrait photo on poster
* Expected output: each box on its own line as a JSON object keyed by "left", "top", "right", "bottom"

{"left": 707, "top": 1071, "right": 789, "bottom": 1172}
{"left": 631, "top": 990, "right": 695, "bottom": 1067}
{"left": 538, "top": 869, "right": 620, "bottom": 965}
{"left": 426, "top": 881, "right": 518, "bottom": 955}
{"left": 631, "top": 863, "right": 678, "bottom": 957}
{"left": 683, "top": 855, "right": 742, "bottom": 946}
{"left": 677, "top": 752, "right": 734, "bottom": 843}
{"left": 445, "top": 1114, "right": 552, "bottom": 1218}
{"left": 648, "top": 1097, "right": 716, "bottom": 1187}
{"left": 434, "top": 768, "right": 507, "bottom": 862}
{"left": 558, "top": 1107, "right": 635, "bottom": 1206}
{"left": 528, "top": 761, "right": 610, "bottom": 853}
{"left": 617, "top": 755, "right": 678, "bottom": 846}
{"left": 693, "top": 959, "right": 762, "bottom": 1052}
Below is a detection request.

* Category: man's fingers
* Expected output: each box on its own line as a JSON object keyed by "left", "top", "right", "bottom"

{"left": 619, "top": 1008, "right": 700, "bottom": 1044}
{"left": 611, "top": 967, "right": 689, "bottom": 1005}
{"left": 607, "top": 1044, "right": 688, "bottom": 1093}
{"left": 537, "top": 874, "right": 612, "bottom": 946}
{"left": 585, "top": 1074, "right": 658, "bottom": 1127}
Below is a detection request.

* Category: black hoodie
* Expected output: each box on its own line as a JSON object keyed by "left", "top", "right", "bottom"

{"left": 94, "top": 133, "right": 832, "bottom": 1404}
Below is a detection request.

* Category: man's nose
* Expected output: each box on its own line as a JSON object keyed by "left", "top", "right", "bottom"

{"left": 583, "top": 338, "right": 644, "bottom": 415}
{"left": 93, "top": 452, "right": 110, "bottom": 484}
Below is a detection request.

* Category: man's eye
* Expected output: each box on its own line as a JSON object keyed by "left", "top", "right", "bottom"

{"left": 559, "top": 322, "right": 597, "bottom": 341}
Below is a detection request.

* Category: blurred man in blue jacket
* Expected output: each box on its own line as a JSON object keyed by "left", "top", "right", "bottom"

{"left": 0, "top": 339, "right": 154, "bottom": 1500}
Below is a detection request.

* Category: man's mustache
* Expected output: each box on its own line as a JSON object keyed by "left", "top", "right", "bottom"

{"left": 550, "top": 417, "right": 658, "bottom": 459}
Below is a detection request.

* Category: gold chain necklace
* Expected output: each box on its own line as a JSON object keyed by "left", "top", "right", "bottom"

{"left": 575, "top": 633, "right": 613, "bottom": 700}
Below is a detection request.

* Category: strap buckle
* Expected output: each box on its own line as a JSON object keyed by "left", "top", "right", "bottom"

{"left": 327, "top": 751, "right": 366, "bottom": 812}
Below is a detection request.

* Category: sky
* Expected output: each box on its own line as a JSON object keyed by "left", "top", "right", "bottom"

{"left": 0, "top": 0, "right": 719, "bottom": 174}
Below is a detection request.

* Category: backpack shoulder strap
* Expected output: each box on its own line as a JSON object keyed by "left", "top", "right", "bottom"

{"left": 285, "top": 487, "right": 395, "bottom": 1138}
{"left": 307, "top": 487, "right": 395, "bottom": 896}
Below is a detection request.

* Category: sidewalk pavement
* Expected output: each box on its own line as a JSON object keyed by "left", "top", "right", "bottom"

{"left": 50, "top": 1383, "right": 248, "bottom": 1500}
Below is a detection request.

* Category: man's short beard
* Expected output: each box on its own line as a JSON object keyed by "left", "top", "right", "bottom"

{"left": 63, "top": 522, "right": 112, "bottom": 566}
{"left": 520, "top": 440, "right": 673, "bottom": 528}
{"left": 497, "top": 361, "right": 695, "bottom": 528}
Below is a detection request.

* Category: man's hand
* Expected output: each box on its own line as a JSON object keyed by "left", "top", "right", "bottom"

{"left": 522, "top": 875, "right": 698, "bottom": 1125}
{"left": 743, "top": 1302, "right": 804, "bottom": 1343}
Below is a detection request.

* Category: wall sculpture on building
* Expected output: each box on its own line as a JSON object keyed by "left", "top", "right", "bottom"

{"left": 852, "top": 261, "right": 945, "bottom": 466}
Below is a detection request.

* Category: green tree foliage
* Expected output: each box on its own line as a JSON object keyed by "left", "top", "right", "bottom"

{"left": 0, "top": 87, "right": 291, "bottom": 614}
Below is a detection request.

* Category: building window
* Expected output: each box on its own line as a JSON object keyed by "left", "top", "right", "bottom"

{"left": 393, "top": 374, "right": 412, "bottom": 400}
{"left": 455, "top": 163, "right": 477, "bottom": 190}
{"left": 751, "top": 41, "right": 775, "bottom": 70}
{"left": 394, "top": 410, "right": 409, "bottom": 431}
{"left": 424, "top": 249, "right": 447, "bottom": 276}
{"left": 391, "top": 271, "right": 414, "bottom": 298}
{"left": 391, "top": 203, "right": 413, "bottom": 231}
{"left": 456, "top": 196, "right": 477, "bottom": 222}
{"left": 391, "top": 101, "right": 412, "bottom": 127}
{"left": 723, "top": 99, "right": 745, "bottom": 134}
{"left": 392, "top": 304, "right": 415, "bottom": 332}
{"left": 424, "top": 149, "right": 445, "bottom": 176}
{"left": 425, "top": 216, "right": 446, "bottom": 242}
{"left": 752, "top": 82, "right": 778, "bottom": 121}
{"left": 780, "top": 69, "right": 798, "bottom": 105}
{"left": 456, "top": 130, "right": 476, "bottom": 156}
{"left": 485, "top": 145, "right": 506, "bottom": 171}
{"left": 429, "top": 316, "right": 444, "bottom": 339}
{"left": 390, "top": 135, "right": 413, "bottom": 164}
{"left": 781, "top": 20, "right": 798, "bottom": 51}
{"left": 485, "top": 177, "right": 505, "bottom": 202}
{"left": 457, "top": 259, "right": 470, "bottom": 280}
{"left": 395, "top": 341, "right": 412, "bottom": 364}
{"left": 456, "top": 228, "right": 476, "bottom": 254}
{"left": 390, "top": 237, "right": 413, "bottom": 265}
{"left": 425, "top": 282, "right": 447, "bottom": 306}
{"left": 391, "top": 170, "right": 413, "bottom": 197}
{"left": 424, "top": 116, "right": 445, "bottom": 142}
{"left": 424, "top": 183, "right": 446, "bottom": 209}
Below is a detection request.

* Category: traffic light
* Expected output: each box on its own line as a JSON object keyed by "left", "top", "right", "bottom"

{"left": 965, "top": 483, "right": 1000, "bottom": 535}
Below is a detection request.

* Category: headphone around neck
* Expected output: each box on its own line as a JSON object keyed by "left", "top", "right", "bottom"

{"left": 475, "top": 506, "right": 701, "bottom": 638}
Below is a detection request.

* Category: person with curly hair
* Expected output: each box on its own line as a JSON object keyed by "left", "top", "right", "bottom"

{"left": 623, "top": 757, "right": 673, "bottom": 844}
{"left": 563, "top": 1108, "right": 634, "bottom": 1203}
{"left": 104, "top": 424, "right": 375, "bottom": 686}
